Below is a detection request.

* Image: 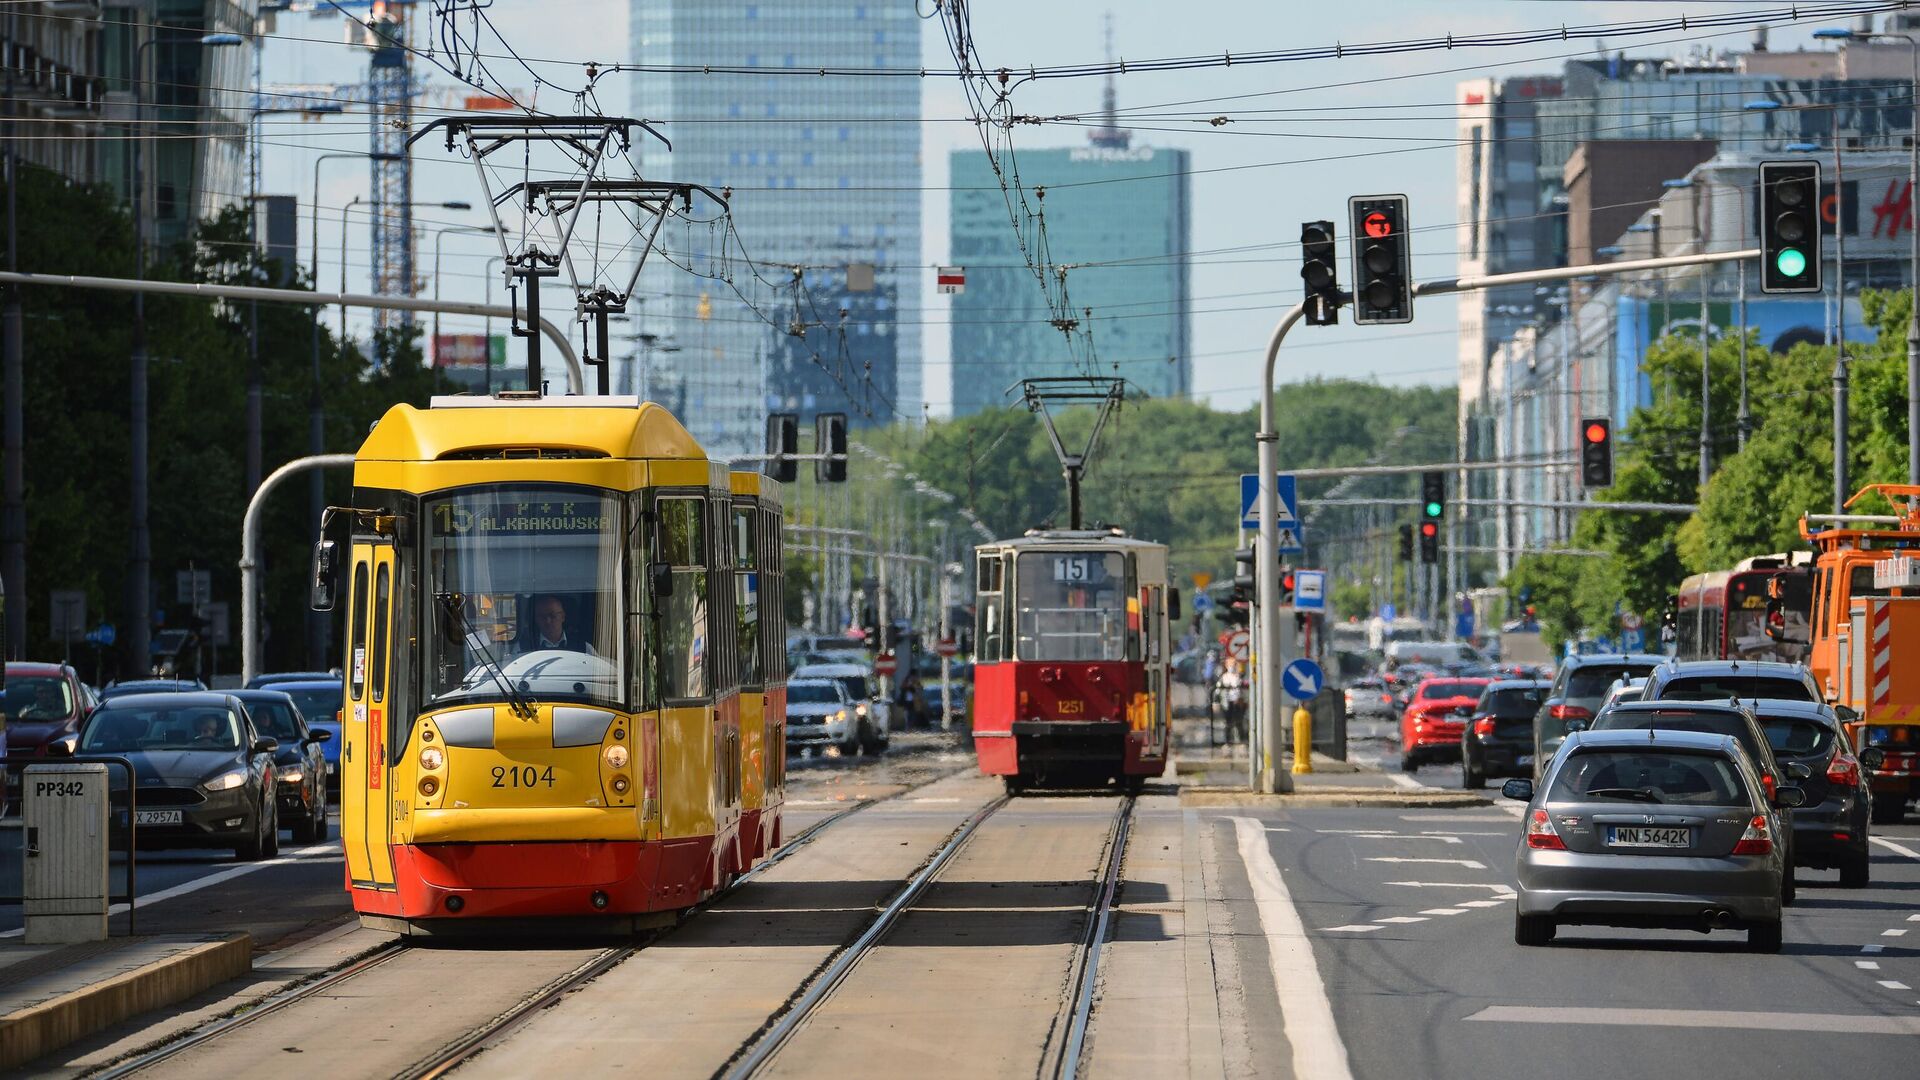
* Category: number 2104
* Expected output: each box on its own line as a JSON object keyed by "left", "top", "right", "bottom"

{"left": 491, "top": 765, "right": 556, "bottom": 788}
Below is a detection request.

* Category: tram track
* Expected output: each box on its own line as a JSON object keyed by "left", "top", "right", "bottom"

{"left": 721, "top": 793, "right": 1138, "bottom": 1080}
{"left": 88, "top": 763, "right": 974, "bottom": 1079}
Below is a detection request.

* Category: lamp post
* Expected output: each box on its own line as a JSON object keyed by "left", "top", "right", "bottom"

{"left": 432, "top": 223, "right": 504, "bottom": 356}
{"left": 336, "top": 197, "right": 469, "bottom": 356}
{"left": 1820, "top": 25, "right": 1920, "bottom": 485}
{"left": 127, "top": 27, "right": 241, "bottom": 675}
{"left": 1664, "top": 175, "right": 1713, "bottom": 488}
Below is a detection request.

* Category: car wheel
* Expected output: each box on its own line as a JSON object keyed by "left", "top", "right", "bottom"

{"left": 1781, "top": 863, "right": 1797, "bottom": 907}
{"left": 861, "top": 721, "right": 886, "bottom": 756}
{"left": 1400, "top": 750, "right": 1420, "bottom": 773}
{"left": 1514, "top": 912, "right": 1555, "bottom": 947}
{"left": 1840, "top": 848, "right": 1870, "bottom": 889}
{"left": 1747, "top": 920, "right": 1783, "bottom": 953}
{"left": 262, "top": 798, "right": 281, "bottom": 859}
{"left": 1871, "top": 797, "right": 1907, "bottom": 826}
{"left": 1461, "top": 756, "right": 1484, "bottom": 789}
{"left": 235, "top": 807, "right": 264, "bottom": 861}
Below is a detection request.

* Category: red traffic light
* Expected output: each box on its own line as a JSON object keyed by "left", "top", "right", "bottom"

{"left": 1363, "top": 211, "right": 1393, "bottom": 238}
{"left": 1282, "top": 571, "right": 1296, "bottom": 590}
{"left": 1585, "top": 422, "right": 1609, "bottom": 444}
{"left": 1419, "top": 522, "right": 1438, "bottom": 538}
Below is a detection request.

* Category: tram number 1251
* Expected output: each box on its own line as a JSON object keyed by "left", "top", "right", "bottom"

{"left": 492, "top": 765, "right": 558, "bottom": 788}
{"left": 1053, "top": 555, "right": 1105, "bottom": 584}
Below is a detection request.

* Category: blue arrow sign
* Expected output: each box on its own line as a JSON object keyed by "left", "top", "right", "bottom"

{"left": 1240, "top": 473, "right": 1304, "bottom": 552}
{"left": 1282, "top": 657, "right": 1325, "bottom": 701}
{"left": 85, "top": 623, "right": 116, "bottom": 647}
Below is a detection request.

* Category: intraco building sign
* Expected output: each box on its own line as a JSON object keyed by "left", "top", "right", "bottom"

{"left": 433, "top": 334, "right": 506, "bottom": 369}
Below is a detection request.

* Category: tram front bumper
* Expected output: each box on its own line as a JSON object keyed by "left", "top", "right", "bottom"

{"left": 1007, "top": 719, "right": 1132, "bottom": 768}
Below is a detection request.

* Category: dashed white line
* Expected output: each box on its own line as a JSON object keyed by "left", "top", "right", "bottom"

{"left": 1385, "top": 880, "right": 1517, "bottom": 895}
{"left": 1864, "top": 944, "right": 1887, "bottom": 954}
{"left": 1907, "top": 914, "right": 1920, "bottom": 923}
{"left": 1880, "top": 981, "right": 1913, "bottom": 991}
{"left": 1386, "top": 773, "right": 1425, "bottom": 791}
{"left": 1420, "top": 907, "right": 1470, "bottom": 916}
{"left": 1322, "top": 924, "right": 1384, "bottom": 933}
{"left": 1365, "top": 856, "right": 1487, "bottom": 869}
{"left": 1458, "top": 899, "right": 1507, "bottom": 908}
{"left": 1883, "top": 929, "right": 1909, "bottom": 938}
{"left": 1378, "top": 916, "right": 1429, "bottom": 924}
{"left": 1232, "top": 817, "right": 1356, "bottom": 1080}
{"left": 1859, "top": 961, "right": 1884, "bottom": 970}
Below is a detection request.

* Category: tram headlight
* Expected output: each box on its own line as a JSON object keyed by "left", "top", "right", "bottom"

{"left": 611, "top": 775, "right": 630, "bottom": 795}
{"left": 604, "top": 744, "right": 630, "bottom": 770}
{"left": 419, "top": 746, "right": 446, "bottom": 772}
{"left": 419, "top": 775, "right": 440, "bottom": 797}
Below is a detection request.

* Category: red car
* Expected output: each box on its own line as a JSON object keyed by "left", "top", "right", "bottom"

{"left": 1399, "top": 676, "right": 1491, "bottom": 771}
{"left": 4, "top": 661, "right": 97, "bottom": 813}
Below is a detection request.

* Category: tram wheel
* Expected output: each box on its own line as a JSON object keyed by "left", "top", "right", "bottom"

{"left": 1003, "top": 774, "right": 1026, "bottom": 797}
{"left": 1121, "top": 775, "right": 1146, "bottom": 796}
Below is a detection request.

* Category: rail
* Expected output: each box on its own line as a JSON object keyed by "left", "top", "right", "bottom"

{"left": 1052, "top": 795, "right": 1136, "bottom": 1078}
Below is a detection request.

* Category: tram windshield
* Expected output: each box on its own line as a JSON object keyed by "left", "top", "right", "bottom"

{"left": 423, "top": 485, "right": 626, "bottom": 710}
{"left": 1014, "top": 551, "right": 1131, "bottom": 662}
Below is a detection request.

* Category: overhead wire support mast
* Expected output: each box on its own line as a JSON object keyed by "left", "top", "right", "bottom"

{"left": 407, "top": 115, "right": 667, "bottom": 392}
{"left": 1017, "top": 377, "right": 1127, "bottom": 530}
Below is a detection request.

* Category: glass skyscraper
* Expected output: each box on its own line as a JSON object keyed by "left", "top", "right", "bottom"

{"left": 629, "top": 2, "right": 922, "bottom": 458}
{"left": 948, "top": 137, "right": 1190, "bottom": 416}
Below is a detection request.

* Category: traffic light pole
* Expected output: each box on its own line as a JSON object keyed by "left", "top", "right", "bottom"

{"left": 1250, "top": 243, "right": 1763, "bottom": 793}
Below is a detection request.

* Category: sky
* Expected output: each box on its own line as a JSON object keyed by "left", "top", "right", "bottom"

{"left": 255, "top": 1, "right": 1841, "bottom": 416}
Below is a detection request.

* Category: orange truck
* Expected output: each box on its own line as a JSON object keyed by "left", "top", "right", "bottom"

{"left": 1797, "top": 484, "right": 1920, "bottom": 823}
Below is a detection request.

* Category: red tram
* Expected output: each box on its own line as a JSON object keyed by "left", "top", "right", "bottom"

{"left": 970, "top": 529, "right": 1174, "bottom": 794}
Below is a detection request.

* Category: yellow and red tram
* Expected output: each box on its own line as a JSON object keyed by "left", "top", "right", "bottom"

{"left": 970, "top": 529, "right": 1173, "bottom": 794}
{"left": 312, "top": 394, "right": 784, "bottom": 933}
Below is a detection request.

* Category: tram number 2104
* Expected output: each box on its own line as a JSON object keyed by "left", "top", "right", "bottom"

{"left": 491, "top": 765, "right": 558, "bottom": 788}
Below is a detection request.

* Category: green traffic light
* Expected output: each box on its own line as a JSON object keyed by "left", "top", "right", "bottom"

{"left": 1424, "top": 501, "right": 1443, "bottom": 518}
{"left": 1775, "top": 247, "right": 1807, "bottom": 278}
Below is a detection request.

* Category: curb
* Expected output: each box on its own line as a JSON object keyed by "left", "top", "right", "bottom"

{"left": 0, "top": 933, "right": 252, "bottom": 1071}
{"left": 1178, "top": 787, "right": 1493, "bottom": 809}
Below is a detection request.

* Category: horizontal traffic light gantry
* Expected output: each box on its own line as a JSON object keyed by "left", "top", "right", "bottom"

{"left": 1758, "top": 160, "right": 1822, "bottom": 295}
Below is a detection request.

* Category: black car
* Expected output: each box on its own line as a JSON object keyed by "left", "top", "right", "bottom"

{"left": 1460, "top": 679, "right": 1547, "bottom": 788}
{"left": 1749, "top": 698, "right": 1881, "bottom": 887}
{"left": 77, "top": 691, "right": 281, "bottom": 859}
{"left": 232, "top": 689, "right": 331, "bottom": 843}
{"left": 1533, "top": 654, "right": 1666, "bottom": 778}
{"left": 1639, "top": 659, "right": 1820, "bottom": 704}
{"left": 1590, "top": 699, "right": 1806, "bottom": 903}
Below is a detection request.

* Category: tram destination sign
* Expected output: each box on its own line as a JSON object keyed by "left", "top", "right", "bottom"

{"left": 1051, "top": 554, "right": 1109, "bottom": 584}
{"left": 432, "top": 497, "right": 615, "bottom": 536}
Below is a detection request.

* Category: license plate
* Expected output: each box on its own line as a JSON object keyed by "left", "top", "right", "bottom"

{"left": 134, "top": 809, "right": 182, "bottom": 826}
{"left": 1606, "top": 825, "right": 1689, "bottom": 848}
{"left": 1517, "top": 755, "right": 1534, "bottom": 766}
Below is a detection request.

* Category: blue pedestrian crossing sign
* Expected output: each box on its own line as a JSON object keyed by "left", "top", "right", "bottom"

{"left": 1282, "top": 657, "right": 1325, "bottom": 701}
{"left": 1240, "top": 473, "right": 1305, "bottom": 552}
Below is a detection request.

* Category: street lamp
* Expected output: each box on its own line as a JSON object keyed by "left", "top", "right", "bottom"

{"left": 432, "top": 223, "right": 505, "bottom": 351}
{"left": 1663, "top": 175, "right": 1715, "bottom": 487}
{"left": 1814, "top": 25, "right": 1920, "bottom": 485}
{"left": 336, "top": 197, "right": 469, "bottom": 352}
{"left": 126, "top": 27, "right": 241, "bottom": 675}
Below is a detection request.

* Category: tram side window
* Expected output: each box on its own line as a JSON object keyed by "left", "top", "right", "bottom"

{"left": 349, "top": 562, "right": 369, "bottom": 700}
{"left": 707, "top": 495, "right": 738, "bottom": 696}
{"left": 733, "top": 506, "right": 764, "bottom": 686}
{"left": 371, "top": 564, "right": 391, "bottom": 703}
{"left": 976, "top": 553, "right": 1003, "bottom": 664}
{"left": 658, "top": 496, "right": 710, "bottom": 700}
{"left": 760, "top": 506, "right": 785, "bottom": 682}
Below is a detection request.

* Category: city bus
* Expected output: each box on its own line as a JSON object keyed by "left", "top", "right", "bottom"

{"left": 1672, "top": 553, "right": 1812, "bottom": 664}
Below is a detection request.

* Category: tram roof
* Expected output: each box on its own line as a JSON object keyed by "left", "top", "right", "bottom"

{"left": 978, "top": 529, "right": 1167, "bottom": 552}
{"left": 729, "top": 470, "right": 783, "bottom": 506}
{"left": 358, "top": 396, "right": 705, "bottom": 462}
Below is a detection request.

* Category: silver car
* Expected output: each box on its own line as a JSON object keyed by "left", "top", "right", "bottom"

{"left": 785, "top": 678, "right": 858, "bottom": 754}
{"left": 1503, "top": 728, "right": 1802, "bottom": 953}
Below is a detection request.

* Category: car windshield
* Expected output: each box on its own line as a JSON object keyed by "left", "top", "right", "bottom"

{"left": 424, "top": 485, "right": 626, "bottom": 710}
{"left": 282, "top": 687, "right": 341, "bottom": 726}
{"left": 835, "top": 675, "right": 870, "bottom": 701}
{"left": 1759, "top": 716, "right": 1834, "bottom": 756}
{"left": 789, "top": 683, "right": 840, "bottom": 704}
{"left": 1484, "top": 687, "right": 1545, "bottom": 718}
{"left": 4, "top": 676, "right": 74, "bottom": 721}
{"left": 1014, "top": 551, "right": 1131, "bottom": 662}
{"left": 245, "top": 700, "right": 302, "bottom": 741}
{"left": 1566, "top": 664, "right": 1656, "bottom": 700}
{"left": 1549, "top": 749, "right": 1749, "bottom": 806}
{"left": 1657, "top": 675, "right": 1813, "bottom": 702}
{"left": 82, "top": 706, "right": 240, "bottom": 753}
{"left": 1421, "top": 681, "right": 1483, "bottom": 700}
{"left": 1592, "top": 711, "right": 1766, "bottom": 766}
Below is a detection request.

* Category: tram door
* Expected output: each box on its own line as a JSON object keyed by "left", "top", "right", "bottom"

{"left": 343, "top": 539, "right": 397, "bottom": 890}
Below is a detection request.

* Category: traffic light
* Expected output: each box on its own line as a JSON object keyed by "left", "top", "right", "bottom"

{"left": 1397, "top": 523, "right": 1413, "bottom": 562}
{"left": 765, "top": 413, "right": 798, "bottom": 482}
{"left": 1420, "top": 470, "right": 1445, "bottom": 524}
{"left": 1418, "top": 519, "right": 1440, "bottom": 564}
{"left": 1280, "top": 567, "right": 1296, "bottom": 605}
{"left": 1759, "top": 161, "right": 1822, "bottom": 294}
{"left": 1300, "top": 219, "right": 1340, "bottom": 326}
{"left": 1580, "top": 416, "right": 1614, "bottom": 489}
{"left": 1233, "top": 546, "right": 1256, "bottom": 604}
{"left": 1348, "top": 194, "right": 1412, "bottom": 324}
{"left": 815, "top": 412, "right": 848, "bottom": 482}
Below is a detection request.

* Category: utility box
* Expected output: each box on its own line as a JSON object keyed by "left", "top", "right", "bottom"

{"left": 23, "top": 763, "right": 110, "bottom": 944}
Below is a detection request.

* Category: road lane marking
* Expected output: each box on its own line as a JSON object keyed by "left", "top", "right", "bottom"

{"left": 1871, "top": 836, "right": 1920, "bottom": 860}
{"left": 1353, "top": 834, "right": 1464, "bottom": 845}
{"left": 1908, "top": 914, "right": 1920, "bottom": 922}
{"left": 1421, "top": 830, "right": 1510, "bottom": 836}
{"left": 1458, "top": 899, "right": 1506, "bottom": 908}
{"left": 1883, "top": 929, "right": 1909, "bottom": 938}
{"left": 1420, "top": 908, "right": 1469, "bottom": 915}
{"left": 1365, "top": 857, "right": 1487, "bottom": 869}
{"left": 1865, "top": 944, "right": 1887, "bottom": 953}
{"left": 1860, "top": 961, "right": 1883, "bottom": 970}
{"left": 1880, "top": 981, "right": 1913, "bottom": 991}
{"left": 1386, "top": 774, "right": 1425, "bottom": 790}
{"left": 1321, "top": 924, "right": 1383, "bottom": 933}
{"left": 1377, "top": 916, "right": 1429, "bottom": 923}
{"left": 1384, "top": 880, "right": 1517, "bottom": 895}
{"left": 1231, "top": 817, "right": 1356, "bottom": 1080}
{"left": 0, "top": 841, "right": 339, "bottom": 940}
{"left": 1465, "top": 1006, "right": 1920, "bottom": 1034}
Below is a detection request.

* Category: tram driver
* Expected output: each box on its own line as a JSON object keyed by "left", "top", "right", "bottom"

{"left": 523, "top": 594, "right": 598, "bottom": 656}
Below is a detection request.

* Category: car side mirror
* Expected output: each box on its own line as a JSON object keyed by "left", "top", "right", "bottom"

{"left": 1835, "top": 705, "right": 1861, "bottom": 724}
{"left": 1565, "top": 717, "right": 1590, "bottom": 733}
{"left": 1775, "top": 785, "right": 1807, "bottom": 809}
{"left": 1860, "top": 746, "right": 1886, "bottom": 770}
{"left": 252, "top": 737, "right": 279, "bottom": 755}
{"left": 650, "top": 562, "right": 674, "bottom": 599}
{"left": 1786, "top": 761, "right": 1812, "bottom": 781}
{"left": 47, "top": 737, "right": 76, "bottom": 758}
{"left": 308, "top": 729, "right": 333, "bottom": 744}
{"left": 310, "top": 539, "right": 340, "bottom": 612}
{"left": 1501, "top": 778, "right": 1534, "bottom": 801}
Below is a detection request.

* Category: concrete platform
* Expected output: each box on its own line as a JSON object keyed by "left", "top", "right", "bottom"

{"left": 0, "top": 932, "right": 250, "bottom": 1070}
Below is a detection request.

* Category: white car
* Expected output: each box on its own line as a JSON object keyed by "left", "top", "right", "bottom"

{"left": 784, "top": 678, "right": 859, "bottom": 755}
{"left": 792, "top": 662, "right": 889, "bottom": 754}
